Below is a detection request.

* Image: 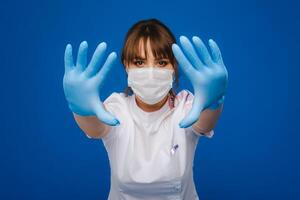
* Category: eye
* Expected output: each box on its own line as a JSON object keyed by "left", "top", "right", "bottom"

{"left": 133, "top": 60, "right": 144, "bottom": 67}
{"left": 157, "top": 60, "right": 169, "bottom": 67}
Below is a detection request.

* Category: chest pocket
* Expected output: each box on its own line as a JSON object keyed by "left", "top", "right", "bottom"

{"left": 118, "top": 178, "right": 182, "bottom": 200}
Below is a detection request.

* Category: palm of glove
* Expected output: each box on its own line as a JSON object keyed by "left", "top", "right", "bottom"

{"left": 172, "top": 36, "right": 228, "bottom": 128}
{"left": 63, "top": 67, "right": 100, "bottom": 115}
{"left": 63, "top": 41, "right": 120, "bottom": 126}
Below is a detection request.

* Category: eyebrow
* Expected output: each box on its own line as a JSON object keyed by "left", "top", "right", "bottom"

{"left": 133, "top": 56, "right": 146, "bottom": 60}
{"left": 133, "top": 56, "right": 170, "bottom": 61}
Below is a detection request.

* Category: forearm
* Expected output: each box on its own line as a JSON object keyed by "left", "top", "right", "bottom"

{"left": 73, "top": 113, "right": 111, "bottom": 139}
{"left": 192, "top": 103, "right": 223, "bottom": 134}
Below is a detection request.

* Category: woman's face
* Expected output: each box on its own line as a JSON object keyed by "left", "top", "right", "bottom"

{"left": 126, "top": 38, "right": 174, "bottom": 72}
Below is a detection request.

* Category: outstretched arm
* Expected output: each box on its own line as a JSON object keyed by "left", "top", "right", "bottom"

{"left": 192, "top": 103, "right": 223, "bottom": 136}
{"left": 73, "top": 113, "right": 112, "bottom": 139}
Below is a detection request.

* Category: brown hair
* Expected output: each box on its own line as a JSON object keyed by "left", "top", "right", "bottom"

{"left": 121, "top": 18, "right": 179, "bottom": 108}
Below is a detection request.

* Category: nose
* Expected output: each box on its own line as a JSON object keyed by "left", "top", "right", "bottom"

{"left": 148, "top": 67, "right": 155, "bottom": 79}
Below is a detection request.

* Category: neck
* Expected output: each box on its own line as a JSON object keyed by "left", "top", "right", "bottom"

{"left": 135, "top": 94, "right": 169, "bottom": 112}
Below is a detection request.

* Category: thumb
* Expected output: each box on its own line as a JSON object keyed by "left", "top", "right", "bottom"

{"left": 179, "top": 95, "right": 204, "bottom": 128}
{"left": 93, "top": 102, "right": 120, "bottom": 126}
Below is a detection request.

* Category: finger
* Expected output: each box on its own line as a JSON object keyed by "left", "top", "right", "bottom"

{"left": 94, "top": 103, "right": 120, "bottom": 126}
{"left": 94, "top": 52, "right": 117, "bottom": 87}
{"left": 172, "top": 43, "right": 196, "bottom": 79}
{"left": 179, "top": 36, "right": 205, "bottom": 71}
{"left": 64, "top": 44, "right": 74, "bottom": 72}
{"left": 85, "top": 42, "right": 107, "bottom": 77}
{"left": 192, "top": 36, "right": 213, "bottom": 66}
{"left": 76, "top": 41, "right": 88, "bottom": 71}
{"left": 179, "top": 94, "right": 204, "bottom": 128}
{"left": 208, "top": 39, "right": 224, "bottom": 65}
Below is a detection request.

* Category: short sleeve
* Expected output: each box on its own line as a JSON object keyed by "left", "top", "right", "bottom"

{"left": 176, "top": 89, "right": 214, "bottom": 139}
{"left": 191, "top": 127, "right": 215, "bottom": 138}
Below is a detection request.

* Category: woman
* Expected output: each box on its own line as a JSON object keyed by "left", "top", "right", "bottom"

{"left": 63, "top": 18, "right": 228, "bottom": 200}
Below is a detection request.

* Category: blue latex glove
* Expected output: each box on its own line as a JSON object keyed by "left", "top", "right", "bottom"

{"left": 172, "top": 36, "right": 228, "bottom": 128}
{"left": 63, "top": 41, "right": 120, "bottom": 126}
{"left": 207, "top": 95, "right": 225, "bottom": 110}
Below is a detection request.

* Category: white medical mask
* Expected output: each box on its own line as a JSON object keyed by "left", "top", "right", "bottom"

{"left": 127, "top": 67, "right": 174, "bottom": 105}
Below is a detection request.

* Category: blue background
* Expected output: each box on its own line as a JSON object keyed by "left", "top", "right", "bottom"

{"left": 1, "top": 0, "right": 299, "bottom": 199}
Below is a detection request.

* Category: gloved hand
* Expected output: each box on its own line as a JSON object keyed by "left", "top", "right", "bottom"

{"left": 172, "top": 36, "right": 228, "bottom": 128}
{"left": 63, "top": 41, "right": 120, "bottom": 126}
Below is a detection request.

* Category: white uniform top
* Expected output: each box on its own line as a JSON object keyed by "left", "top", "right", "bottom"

{"left": 100, "top": 89, "right": 214, "bottom": 200}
